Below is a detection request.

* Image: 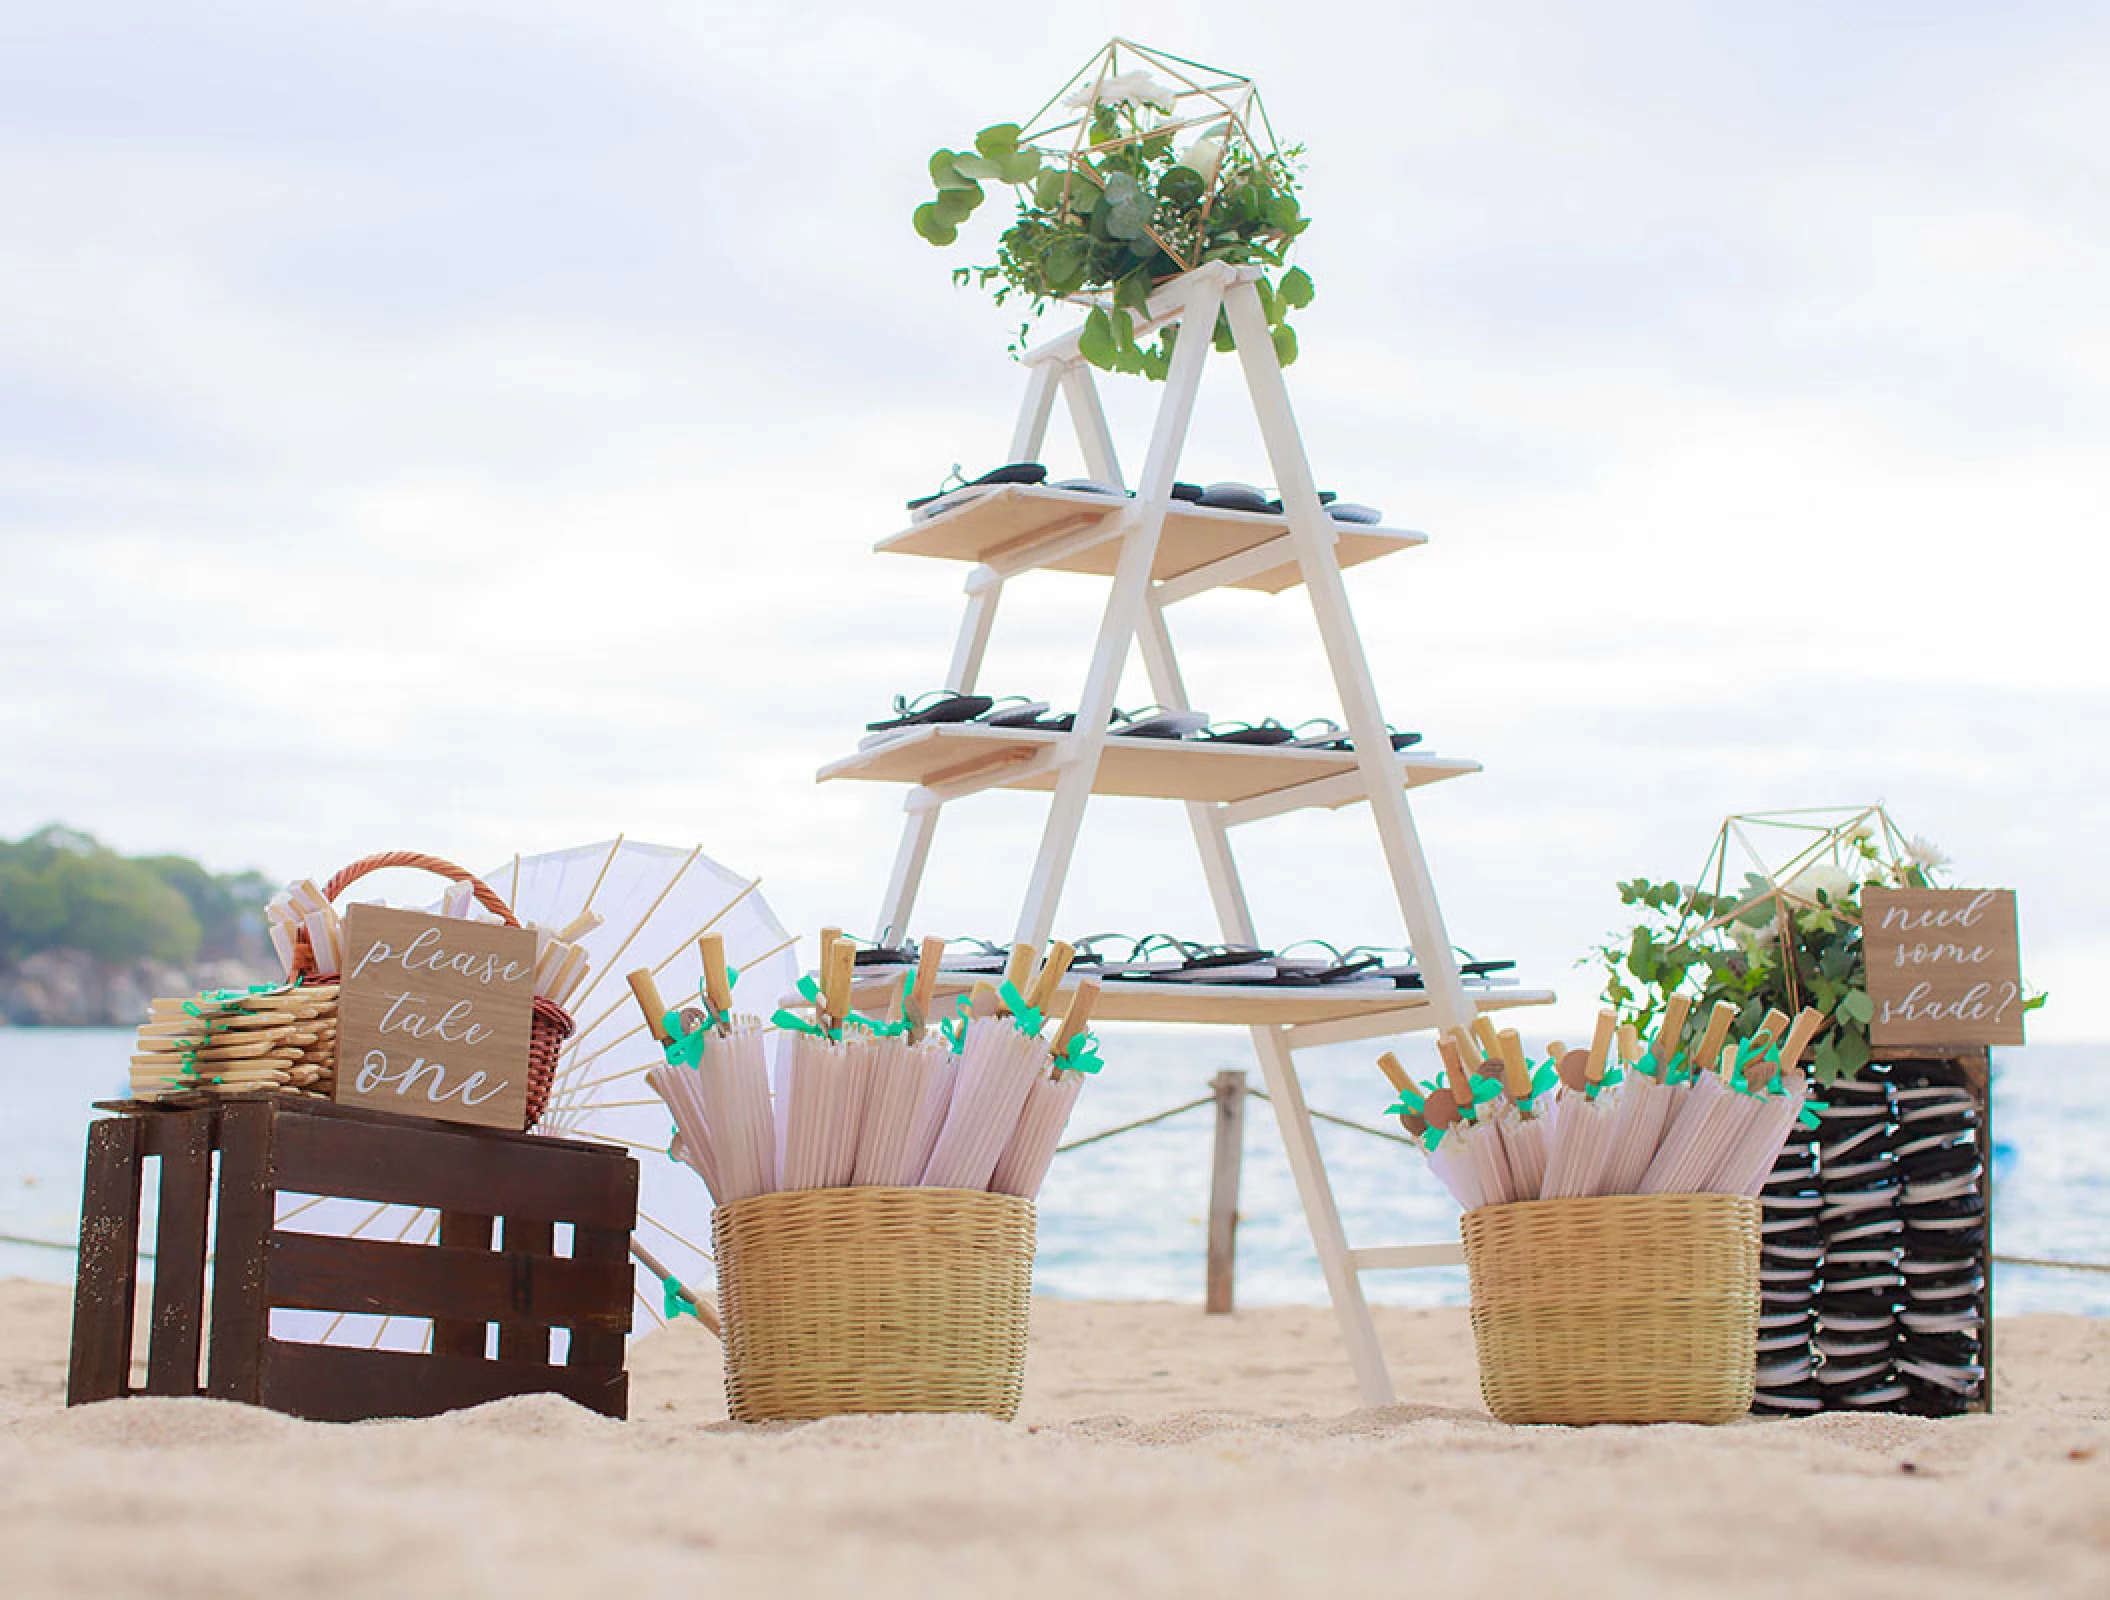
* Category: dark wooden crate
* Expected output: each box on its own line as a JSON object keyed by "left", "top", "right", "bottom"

{"left": 68, "top": 1093, "right": 638, "bottom": 1421}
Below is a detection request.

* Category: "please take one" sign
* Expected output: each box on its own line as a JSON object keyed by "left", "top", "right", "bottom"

{"left": 335, "top": 904, "right": 538, "bottom": 1130}
{"left": 1863, "top": 887, "right": 2025, "bottom": 1049}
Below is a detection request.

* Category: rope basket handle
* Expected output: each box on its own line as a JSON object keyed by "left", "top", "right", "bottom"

{"left": 319, "top": 850, "right": 521, "bottom": 928}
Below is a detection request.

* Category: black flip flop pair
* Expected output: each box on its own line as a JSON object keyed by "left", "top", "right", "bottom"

{"left": 1175, "top": 482, "right": 1383, "bottom": 524}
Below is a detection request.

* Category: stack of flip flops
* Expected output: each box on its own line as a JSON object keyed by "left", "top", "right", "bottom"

{"left": 905, "top": 461, "right": 1385, "bottom": 525}
{"left": 1810, "top": 1075, "right": 1908, "bottom": 1410}
{"left": 860, "top": 691, "right": 1420, "bottom": 752}
{"left": 849, "top": 935, "right": 1514, "bottom": 992}
{"left": 129, "top": 982, "right": 339, "bottom": 1100}
{"left": 1888, "top": 1060, "right": 1989, "bottom": 1414}
{"left": 1751, "top": 1117, "right": 1824, "bottom": 1415}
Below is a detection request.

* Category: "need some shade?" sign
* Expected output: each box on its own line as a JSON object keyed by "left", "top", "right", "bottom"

{"left": 1863, "top": 887, "right": 2025, "bottom": 1049}
{"left": 336, "top": 904, "right": 538, "bottom": 1130}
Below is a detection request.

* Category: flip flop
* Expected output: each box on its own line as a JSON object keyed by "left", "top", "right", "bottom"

{"left": 1109, "top": 705, "right": 1210, "bottom": 739}
{"left": 1196, "top": 482, "right": 1270, "bottom": 513}
{"left": 907, "top": 461, "right": 1049, "bottom": 514}
{"left": 1260, "top": 491, "right": 1339, "bottom": 513}
{"left": 1047, "top": 478, "right": 1128, "bottom": 497}
{"left": 865, "top": 690, "right": 996, "bottom": 732}
{"left": 1199, "top": 719, "right": 1297, "bottom": 746}
{"left": 1171, "top": 482, "right": 1205, "bottom": 503}
{"left": 1292, "top": 724, "right": 1423, "bottom": 752}
{"left": 977, "top": 697, "right": 1052, "bottom": 727}
{"left": 1325, "top": 503, "right": 1383, "bottom": 525}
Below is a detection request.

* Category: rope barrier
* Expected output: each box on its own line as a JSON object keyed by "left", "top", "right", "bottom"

{"left": 1993, "top": 1253, "right": 2110, "bottom": 1275}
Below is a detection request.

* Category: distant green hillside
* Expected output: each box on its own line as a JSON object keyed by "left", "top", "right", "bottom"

{"left": 0, "top": 825, "right": 273, "bottom": 968}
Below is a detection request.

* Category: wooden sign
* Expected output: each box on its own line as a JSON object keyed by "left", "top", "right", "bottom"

{"left": 336, "top": 905, "right": 538, "bottom": 1130}
{"left": 1863, "top": 888, "right": 2025, "bottom": 1048}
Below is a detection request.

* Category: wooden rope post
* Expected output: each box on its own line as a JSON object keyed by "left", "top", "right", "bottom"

{"left": 1206, "top": 1069, "right": 1248, "bottom": 1315}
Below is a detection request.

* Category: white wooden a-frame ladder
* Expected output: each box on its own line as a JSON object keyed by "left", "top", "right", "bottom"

{"left": 829, "top": 261, "right": 1552, "bottom": 1406}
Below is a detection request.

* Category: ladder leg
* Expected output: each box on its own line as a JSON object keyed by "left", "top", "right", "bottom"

{"left": 1250, "top": 1023, "right": 1396, "bottom": 1406}
{"left": 1223, "top": 282, "right": 1473, "bottom": 1036}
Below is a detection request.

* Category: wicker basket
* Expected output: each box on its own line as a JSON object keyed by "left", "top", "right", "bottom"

{"left": 713, "top": 1186, "right": 1035, "bottom": 1423}
{"left": 288, "top": 850, "right": 575, "bottom": 1130}
{"left": 1460, "top": 1193, "right": 1761, "bottom": 1426}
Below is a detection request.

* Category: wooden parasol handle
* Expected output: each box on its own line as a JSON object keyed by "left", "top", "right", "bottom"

{"left": 321, "top": 851, "right": 521, "bottom": 927}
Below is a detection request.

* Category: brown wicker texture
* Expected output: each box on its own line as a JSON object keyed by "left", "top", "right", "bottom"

{"left": 287, "top": 851, "right": 574, "bottom": 1130}
{"left": 1461, "top": 1193, "right": 1761, "bottom": 1426}
{"left": 714, "top": 1187, "right": 1035, "bottom": 1423}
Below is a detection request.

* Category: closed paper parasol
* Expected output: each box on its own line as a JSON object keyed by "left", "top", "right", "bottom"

{"left": 921, "top": 945, "right": 1055, "bottom": 1191}
{"left": 276, "top": 838, "right": 795, "bottom": 1351}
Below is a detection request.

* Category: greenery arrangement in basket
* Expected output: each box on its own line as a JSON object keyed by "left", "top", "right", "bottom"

{"left": 913, "top": 42, "right": 1312, "bottom": 380}
{"left": 1592, "top": 809, "right": 2027, "bottom": 1084}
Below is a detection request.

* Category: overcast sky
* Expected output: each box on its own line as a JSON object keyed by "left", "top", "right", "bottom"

{"left": 3, "top": 2, "right": 2104, "bottom": 1040}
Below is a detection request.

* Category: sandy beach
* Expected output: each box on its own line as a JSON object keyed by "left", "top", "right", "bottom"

{"left": 2, "top": 1280, "right": 2103, "bottom": 1597}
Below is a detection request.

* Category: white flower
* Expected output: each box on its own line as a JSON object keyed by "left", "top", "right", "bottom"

{"left": 1906, "top": 835, "right": 1950, "bottom": 871}
{"left": 1785, "top": 861, "right": 1855, "bottom": 904}
{"left": 1180, "top": 134, "right": 1225, "bottom": 184}
{"left": 1066, "top": 69, "right": 1178, "bottom": 114}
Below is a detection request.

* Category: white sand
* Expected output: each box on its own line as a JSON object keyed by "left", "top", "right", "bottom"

{"left": 2, "top": 1280, "right": 2105, "bottom": 1597}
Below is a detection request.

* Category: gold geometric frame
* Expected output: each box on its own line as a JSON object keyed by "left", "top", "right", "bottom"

{"left": 1017, "top": 37, "right": 1286, "bottom": 278}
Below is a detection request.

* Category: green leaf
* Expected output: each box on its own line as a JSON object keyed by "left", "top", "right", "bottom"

{"left": 913, "top": 202, "right": 959, "bottom": 246}
{"left": 1079, "top": 307, "right": 1117, "bottom": 370}
{"left": 1278, "top": 266, "right": 1314, "bottom": 308}
{"left": 929, "top": 150, "right": 977, "bottom": 192}
{"left": 1109, "top": 307, "right": 1137, "bottom": 356}
{"left": 1042, "top": 234, "right": 1090, "bottom": 294}
{"left": 931, "top": 186, "right": 981, "bottom": 225}
{"left": 1158, "top": 165, "right": 1205, "bottom": 207}
{"left": 1114, "top": 270, "right": 1153, "bottom": 315}
{"left": 1271, "top": 323, "right": 1298, "bottom": 365}
{"left": 996, "top": 148, "right": 1042, "bottom": 185}
{"left": 1213, "top": 310, "right": 1236, "bottom": 352}
{"left": 1033, "top": 169, "right": 1066, "bottom": 210}
{"left": 1840, "top": 987, "right": 1875, "bottom": 1025}
{"left": 974, "top": 123, "right": 1022, "bottom": 158}
{"left": 953, "top": 153, "right": 1005, "bottom": 181}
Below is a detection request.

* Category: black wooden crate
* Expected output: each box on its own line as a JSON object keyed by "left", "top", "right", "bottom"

{"left": 68, "top": 1094, "right": 638, "bottom": 1420}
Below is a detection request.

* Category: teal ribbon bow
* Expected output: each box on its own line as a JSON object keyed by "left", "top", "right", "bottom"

{"left": 1798, "top": 1097, "right": 1826, "bottom": 1129}
{"left": 939, "top": 992, "right": 974, "bottom": 1053}
{"left": 1385, "top": 1081, "right": 1426, "bottom": 1118}
{"left": 844, "top": 975, "right": 916, "bottom": 1041}
{"left": 771, "top": 973, "right": 842, "bottom": 1041}
{"left": 662, "top": 1277, "right": 701, "bottom": 1322}
{"left": 1585, "top": 1064, "right": 1625, "bottom": 1101}
{"left": 1055, "top": 1029, "right": 1103, "bottom": 1075}
{"left": 996, "top": 978, "right": 1045, "bottom": 1039}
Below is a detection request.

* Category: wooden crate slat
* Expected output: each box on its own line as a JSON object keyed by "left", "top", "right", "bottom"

{"left": 273, "top": 1107, "right": 635, "bottom": 1226}
{"left": 498, "top": 1217, "right": 557, "bottom": 1363}
{"left": 259, "top": 1339, "right": 627, "bottom": 1422}
{"left": 67, "top": 1116, "right": 145, "bottom": 1405}
{"left": 204, "top": 1100, "right": 278, "bottom": 1405}
{"left": 565, "top": 1222, "right": 633, "bottom": 1371}
{"left": 265, "top": 1230, "right": 629, "bottom": 1331}
{"left": 433, "top": 1212, "right": 494, "bottom": 1358}
{"left": 143, "top": 1108, "right": 215, "bottom": 1397}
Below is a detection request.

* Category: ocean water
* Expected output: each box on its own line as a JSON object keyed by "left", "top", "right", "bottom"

{"left": 4, "top": 1027, "right": 2105, "bottom": 1316}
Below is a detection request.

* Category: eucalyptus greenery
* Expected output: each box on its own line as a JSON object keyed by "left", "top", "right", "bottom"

{"left": 914, "top": 95, "right": 1312, "bottom": 380}
{"left": 1594, "top": 833, "right": 1945, "bottom": 1085}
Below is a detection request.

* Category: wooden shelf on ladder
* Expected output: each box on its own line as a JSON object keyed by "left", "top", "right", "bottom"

{"left": 822, "top": 723, "right": 1481, "bottom": 810}
{"left": 880, "top": 483, "right": 1425, "bottom": 596}
{"left": 849, "top": 259, "right": 1553, "bottom": 1410}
